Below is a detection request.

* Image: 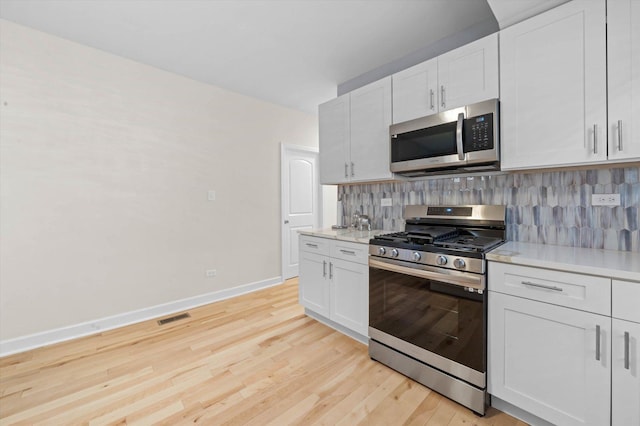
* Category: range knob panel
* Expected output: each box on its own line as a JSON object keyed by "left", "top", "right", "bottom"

{"left": 412, "top": 252, "right": 421, "bottom": 261}
{"left": 391, "top": 249, "right": 399, "bottom": 258}
{"left": 436, "top": 255, "right": 448, "bottom": 265}
{"left": 378, "top": 247, "right": 386, "bottom": 256}
{"left": 453, "top": 258, "right": 466, "bottom": 269}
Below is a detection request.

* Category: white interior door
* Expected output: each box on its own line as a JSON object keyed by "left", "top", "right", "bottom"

{"left": 281, "top": 144, "right": 320, "bottom": 279}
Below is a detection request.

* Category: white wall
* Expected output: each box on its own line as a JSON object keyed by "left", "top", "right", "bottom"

{"left": 0, "top": 19, "right": 318, "bottom": 341}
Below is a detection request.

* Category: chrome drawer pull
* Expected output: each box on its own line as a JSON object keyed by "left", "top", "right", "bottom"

{"left": 305, "top": 243, "right": 318, "bottom": 248}
{"left": 596, "top": 325, "right": 601, "bottom": 361}
{"left": 340, "top": 249, "right": 356, "bottom": 255}
{"left": 521, "top": 281, "right": 563, "bottom": 292}
{"left": 624, "top": 331, "right": 630, "bottom": 370}
{"left": 618, "top": 120, "right": 623, "bottom": 151}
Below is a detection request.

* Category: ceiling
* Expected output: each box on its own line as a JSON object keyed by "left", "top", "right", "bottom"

{"left": 0, "top": 1, "right": 564, "bottom": 114}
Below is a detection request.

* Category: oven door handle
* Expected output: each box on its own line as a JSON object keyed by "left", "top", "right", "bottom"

{"left": 369, "top": 258, "right": 484, "bottom": 291}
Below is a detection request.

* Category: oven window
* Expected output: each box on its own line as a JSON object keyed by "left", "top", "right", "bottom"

{"left": 369, "top": 266, "right": 485, "bottom": 372}
{"left": 391, "top": 121, "right": 457, "bottom": 162}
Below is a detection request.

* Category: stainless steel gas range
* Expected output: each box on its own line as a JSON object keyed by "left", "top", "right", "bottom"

{"left": 368, "top": 205, "right": 506, "bottom": 416}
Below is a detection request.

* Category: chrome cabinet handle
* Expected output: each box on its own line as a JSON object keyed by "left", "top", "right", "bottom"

{"left": 596, "top": 325, "right": 601, "bottom": 361}
{"left": 618, "top": 120, "right": 623, "bottom": 151}
{"left": 593, "top": 124, "right": 598, "bottom": 154}
{"left": 429, "top": 89, "right": 434, "bottom": 110}
{"left": 323, "top": 260, "right": 327, "bottom": 278}
{"left": 344, "top": 163, "right": 348, "bottom": 178}
{"left": 340, "top": 249, "right": 356, "bottom": 255}
{"left": 521, "top": 281, "right": 563, "bottom": 292}
{"left": 440, "top": 85, "right": 446, "bottom": 108}
{"left": 329, "top": 262, "right": 333, "bottom": 279}
{"left": 624, "top": 331, "right": 630, "bottom": 370}
{"left": 456, "top": 112, "right": 465, "bottom": 161}
{"left": 305, "top": 243, "right": 318, "bottom": 248}
{"left": 350, "top": 162, "right": 355, "bottom": 177}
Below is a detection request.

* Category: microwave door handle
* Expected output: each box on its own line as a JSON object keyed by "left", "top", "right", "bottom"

{"left": 456, "top": 112, "right": 465, "bottom": 160}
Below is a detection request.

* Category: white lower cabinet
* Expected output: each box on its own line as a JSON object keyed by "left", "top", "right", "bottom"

{"left": 490, "top": 262, "right": 640, "bottom": 426}
{"left": 489, "top": 291, "right": 611, "bottom": 426}
{"left": 612, "top": 279, "right": 640, "bottom": 426}
{"left": 612, "top": 318, "right": 640, "bottom": 426}
{"left": 329, "top": 258, "right": 368, "bottom": 336}
{"left": 298, "top": 235, "right": 368, "bottom": 338}
{"left": 488, "top": 262, "right": 613, "bottom": 426}
{"left": 299, "top": 250, "right": 331, "bottom": 318}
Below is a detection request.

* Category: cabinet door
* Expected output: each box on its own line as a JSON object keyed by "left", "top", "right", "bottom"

{"left": 612, "top": 319, "right": 640, "bottom": 426}
{"left": 299, "top": 251, "right": 330, "bottom": 318}
{"left": 500, "top": 0, "right": 607, "bottom": 170}
{"left": 437, "top": 33, "right": 499, "bottom": 111}
{"left": 488, "top": 292, "right": 610, "bottom": 426}
{"left": 392, "top": 58, "right": 438, "bottom": 123}
{"left": 330, "top": 258, "right": 368, "bottom": 336}
{"left": 319, "top": 94, "right": 350, "bottom": 184}
{"left": 349, "top": 77, "right": 393, "bottom": 182}
{"left": 608, "top": 0, "right": 640, "bottom": 161}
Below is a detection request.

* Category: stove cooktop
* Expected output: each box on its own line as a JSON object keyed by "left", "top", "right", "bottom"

{"left": 371, "top": 231, "right": 504, "bottom": 254}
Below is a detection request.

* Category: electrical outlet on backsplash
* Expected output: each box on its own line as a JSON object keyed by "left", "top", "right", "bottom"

{"left": 338, "top": 166, "right": 640, "bottom": 252}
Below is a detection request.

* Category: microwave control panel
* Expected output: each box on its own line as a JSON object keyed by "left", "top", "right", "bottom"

{"left": 464, "top": 113, "right": 494, "bottom": 152}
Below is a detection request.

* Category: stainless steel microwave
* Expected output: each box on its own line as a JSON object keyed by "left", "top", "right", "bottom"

{"left": 390, "top": 98, "right": 499, "bottom": 177}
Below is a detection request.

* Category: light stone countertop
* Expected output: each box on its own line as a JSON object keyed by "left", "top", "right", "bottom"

{"left": 298, "top": 228, "right": 386, "bottom": 244}
{"left": 487, "top": 241, "right": 640, "bottom": 282}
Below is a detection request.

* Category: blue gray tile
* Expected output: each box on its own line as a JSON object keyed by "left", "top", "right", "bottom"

{"left": 338, "top": 166, "right": 640, "bottom": 252}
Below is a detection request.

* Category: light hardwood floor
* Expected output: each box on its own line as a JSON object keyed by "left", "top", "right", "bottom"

{"left": 0, "top": 279, "right": 527, "bottom": 425}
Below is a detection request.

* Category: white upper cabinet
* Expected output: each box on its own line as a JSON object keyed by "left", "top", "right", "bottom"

{"left": 392, "top": 58, "right": 438, "bottom": 124}
{"left": 500, "top": 0, "right": 607, "bottom": 170}
{"left": 319, "top": 77, "right": 393, "bottom": 184}
{"left": 607, "top": 0, "right": 640, "bottom": 162}
{"left": 391, "top": 33, "right": 499, "bottom": 124}
{"left": 437, "top": 33, "right": 499, "bottom": 112}
{"left": 349, "top": 77, "right": 393, "bottom": 182}
{"left": 319, "top": 94, "right": 350, "bottom": 184}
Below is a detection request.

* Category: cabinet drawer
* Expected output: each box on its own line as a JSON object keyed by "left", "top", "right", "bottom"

{"left": 488, "top": 262, "right": 611, "bottom": 316}
{"left": 299, "top": 235, "right": 331, "bottom": 256}
{"left": 613, "top": 280, "right": 640, "bottom": 323}
{"left": 331, "top": 240, "right": 368, "bottom": 265}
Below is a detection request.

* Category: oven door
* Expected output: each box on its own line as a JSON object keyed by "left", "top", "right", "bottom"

{"left": 369, "top": 257, "right": 486, "bottom": 388}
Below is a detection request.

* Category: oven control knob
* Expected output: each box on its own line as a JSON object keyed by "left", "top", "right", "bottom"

{"left": 391, "top": 249, "right": 399, "bottom": 258}
{"left": 453, "top": 258, "right": 466, "bottom": 269}
{"left": 436, "top": 255, "right": 448, "bottom": 265}
{"left": 412, "top": 252, "right": 421, "bottom": 261}
{"left": 378, "top": 247, "right": 386, "bottom": 256}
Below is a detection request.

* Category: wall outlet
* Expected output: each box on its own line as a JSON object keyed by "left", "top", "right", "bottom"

{"left": 207, "top": 190, "right": 216, "bottom": 201}
{"left": 381, "top": 198, "right": 392, "bottom": 207}
{"left": 591, "top": 193, "right": 621, "bottom": 206}
{"left": 206, "top": 269, "right": 217, "bottom": 277}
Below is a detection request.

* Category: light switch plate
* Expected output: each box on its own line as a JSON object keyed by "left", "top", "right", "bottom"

{"left": 591, "top": 193, "right": 620, "bottom": 206}
{"left": 381, "top": 198, "right": 392, "bottom": 207}
{"left": 207, "top": 190, "right": 216, "bottom": 201}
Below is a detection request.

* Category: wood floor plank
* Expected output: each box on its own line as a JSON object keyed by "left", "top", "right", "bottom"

{"left": 0, "top": 278, "right": 527, "bottom": 425}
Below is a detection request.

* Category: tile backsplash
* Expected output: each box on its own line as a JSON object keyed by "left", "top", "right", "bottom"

{"left": 338, "top": 165, "right": 640, "bottom": 252}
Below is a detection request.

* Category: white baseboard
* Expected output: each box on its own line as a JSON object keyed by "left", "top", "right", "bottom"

{"left": 0, "top": 276, "right": 283, "bottom": 357}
